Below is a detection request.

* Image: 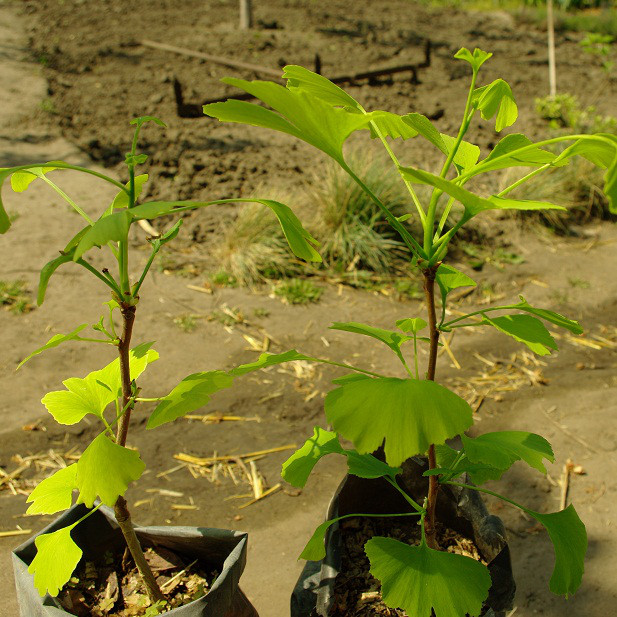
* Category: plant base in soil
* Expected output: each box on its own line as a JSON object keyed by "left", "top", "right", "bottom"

{"left": 58, "top": 544, "right": 218, "bottom": 617}
{"left": 326, "top": 516, "right": 486, "bottom": 617}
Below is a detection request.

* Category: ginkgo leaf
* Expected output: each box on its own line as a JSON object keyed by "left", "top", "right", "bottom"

{"left": 368, "top": 111, "right": 420, "bottom": 140}
{"left": 228, "top": 350, "right": 313, "bottom": 376}
{"left": 83, "top": 197, "right": 322, "bottom": 264}
{"left": 513, "top": 296, "right": 582, "bottom": 334}
{"left": 555, "top": 135, "right": 617, "bottom": 212}
{"left": 454, "top": 47, "right": 493, "bottom": 73}
{"left": 402, "top": 113, "right": 447, "bottom": 154}
{"left": 38, "top": 251, "right": 74, "bottom": 305}
{"left": 396, "top": 318, "right": 427, "bottom": 334}
{"left": 73, "top": 210, "right": 132, "bottom": 260}
{"left": 283, "top": 65, "right": 361, "bottom": 109}
{"left": 282, "top": 427, "right": 344, "bottom": 487}
{"left": 473, "top": 79, "right": 518, "bottom": 132}
{"left": 76, "top": 434, "right": 145, "bottom": 506}
{"left": 300, "top": 513, "right": 417, "bottom": 562}
{"left": 462, "top": 431, "right": 554, "bottom": 479}
{"left": 282, "top": 427, "right": 401, "bottom": 488}
{"left": 204, "top": 78, "right": 372, "bottom": 164}
{"left": 110, "top": 174, "right": 149, "bottom": 209}
{"left": 26, "top": 465, "right": 77, "bottom": 515}
{"left": 482, "top": 314, "right": 557, "bottom": 355}
{"left": 528, "top": 505, "right": 587, "bottom": 597}
{"left": 399, "top": 166, "right": 494, "bottom": 214}
{"left": 436, "top": 263, "right": 476, "bottom": 310}
{"left": 329, "top": 322, "right": 411, "bottom": 364}
{"left": 18, "top": 324, "right": 90, "bottom": 369}
{"left": 42, "top": 343, "right": 158, "bottom": 425}
{"left": 28, "top": 524, "right": 82, "bottom": 596}
{"left": 441, "top": 134, "right": 480, "bottom": 173}
{"left": 345, "top": 450, "right": 401, "bottom": 480}
{"left": 325, "top": 377, "right": 473, "bottom": 466}
{"left": 366, "top": 536, "right": 491, "bottom": 617}
{"left": 146, "top": 370, "right": 234, "bottom": 429}
{"left": 477, "top": 134, "right": 557, "bottom": 173}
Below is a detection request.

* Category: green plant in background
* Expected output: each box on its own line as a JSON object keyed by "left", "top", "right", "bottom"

{"left": 203, "top": 47, "right": 617, "bottom": 615}
{"left": 0, "top": 116, "right": 322, "bottom": 606}
{"left": 580, "top": 31, "right": 614, "bottom": 73}
{"left": 273, "top": 278, "right": 322, "bottom": 304}
{"left": 0, "top": 279, "right": 33, "bottom": 314}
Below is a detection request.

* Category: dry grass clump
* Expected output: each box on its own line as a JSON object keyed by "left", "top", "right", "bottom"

{"left": 306, "top": 151, "right": 411, "bottom": 273}
{"left": 213, "top": 187, "right": 303, "bottom": 286}
{"left": 508, "top": 158, "right": 613, "bottom": 233}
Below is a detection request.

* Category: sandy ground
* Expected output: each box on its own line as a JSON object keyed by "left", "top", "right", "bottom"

{"left": 1, "top": 1, "right": 617, "bottom": 616}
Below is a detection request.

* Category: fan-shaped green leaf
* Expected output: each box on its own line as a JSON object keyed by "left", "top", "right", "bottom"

{"left": 513, "top": 297, "right": 582, "bottom": 334}
{"left": 10, "top": 165, "right": 60, "bottom": 192}
{"left": 229, "top": 350, "right": 313, "bottom": 377}
{"left": 478, "top": 134, "right": 557, "bottom": 173}
{"left": 369, "top": 111, "right": 420, "bottom": 140}
{"left": 402, "top": 113, "right": 447, "bottom": 154}
{"left": 204, "top": 78, "right": 372, "bottom": 164}
{"left": 300, "top": 512, "right": 417, "bottom": 562}
{"left": 18, "top": 324, "right": 90, "bottom": 369}
{"left": 38, "top": 251, "right": 74, "bottom": 305}
{"left": 26, "top": 465, "right": 77, "bottom": 515}
{"left": 73, "top": 210, "right": 132, "bottom": 260}
{"left": 473, "top": 79, "right": 518, "bottom": 132}
{"left": 146, "top": 370, "right": 234, "bottom": 429}
{"left": 330, "top": 322, "right": 411, "bottom": 363}
{"left": 111, "top": 174, "right": 148, "bottom": 209}
{"left": 529, "top": 505, "right": 586, "bottom": 596}
{"left": 482, "top": 314, "right": 557, "bottom": 355}
{"left": 441, "top": 134, "right": 480, "bottom": 173}
{"left": 366, "top": 536, "right": 491, "bottom": 617}
{"left": 325, "top": 377, "right": 473, "bottom": 466}
{"left": 396, "top": 318, "right": 427, "bottom": 334}
{"left": 283, "top": 65, "right": 361, "bottom": 109}
{"left": 462, "top": 431, "right": 554, "bottom": 476}
{"left": 454, "top": 47, "right": 493, "bottom": 72}
{"left": 42, "top": 343, "right": 158, "bottom": 425}
{"left": 76, "top": 434, "right": 145, "bottom": 507}
{"left": 484, "top": 196, "right": 566, "bottom": 215}
{"left": 436, "top": 263, "right": 476, "bottom": 310}
{"left": 282, "top": 427, "right": 344, "bottom": 487}
{"left": 345, "top": 450, "right": 401, "bottom": 480}
{"left": 130, "top": 115, "right": 167, "bottom": 128}
{"left": 282, "top": 426, "right": 402, "bottom": 488}
{"left": 399, "top": 166, "right": 494, "bottom": 214}
{"left": 28, "top": 524, "right": 82, "bottom": 596}
{"left": 121, "top": 198, "right": 321, "bottom": 263}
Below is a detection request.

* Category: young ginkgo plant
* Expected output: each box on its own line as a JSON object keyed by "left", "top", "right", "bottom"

{"left": 0, "top": 116, "right": 322, "bottom": 604}
{"left": 202, "top": 48, "right": 617, "bottom": 616}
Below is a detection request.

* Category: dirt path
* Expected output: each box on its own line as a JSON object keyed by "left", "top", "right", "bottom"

{"left": 1, "top": 2, "right": 617, "bottom": 616}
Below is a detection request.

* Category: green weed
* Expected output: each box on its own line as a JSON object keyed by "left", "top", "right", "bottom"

{"left": 0, "top": 280, "right": 33, "bottom": 314}
{"left": 274, "top": 279, "right": 322, "bottom": 305}
{"left": 173, "top": 314, "right": 200, "bottom": 333}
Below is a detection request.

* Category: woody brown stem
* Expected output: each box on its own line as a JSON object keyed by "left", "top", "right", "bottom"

{"left": 113, "top": 303, "right": 165, "bottom": 603}
{"left": 423, "top": 267, "right": 440, "bottom": 549}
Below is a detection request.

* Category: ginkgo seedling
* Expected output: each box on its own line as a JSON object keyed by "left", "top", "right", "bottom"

{"left": 201, "top": 46, "right": 615, "bottom": 615}
{"left": 1, "top": 116, "right": 323, "bottom": 604}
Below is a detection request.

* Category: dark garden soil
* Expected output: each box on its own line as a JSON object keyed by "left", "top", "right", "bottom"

{"left": 1, "top": 1, "right": 617, "bottom": 616}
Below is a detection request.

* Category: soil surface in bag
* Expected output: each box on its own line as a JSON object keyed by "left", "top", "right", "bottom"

{"left": 327, "top": 516, "right": 486, "bottom": 617}
{"left": 58, "top": 544, "right": 218, "bottom": 616}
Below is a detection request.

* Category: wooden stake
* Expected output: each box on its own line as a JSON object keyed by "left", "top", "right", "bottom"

{"left": 547, "top": 0, "right": 557, "bottom": 97}
{"left": 239, "top": 0, "right": 253, "bottom": 30}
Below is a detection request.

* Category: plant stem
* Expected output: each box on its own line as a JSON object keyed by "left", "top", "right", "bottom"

{"left": 423, "top": 266, "right": 440, "bottom": 549}
{"left": 113, "top": 303, "right": 165, "bottom": 603}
